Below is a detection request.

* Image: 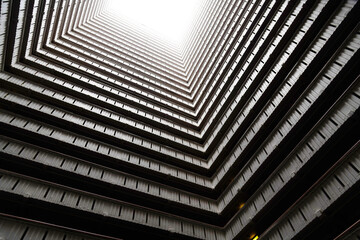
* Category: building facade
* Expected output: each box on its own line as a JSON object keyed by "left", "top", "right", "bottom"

{"left": 0, "top": 0, "right": 359, "bottom": 239}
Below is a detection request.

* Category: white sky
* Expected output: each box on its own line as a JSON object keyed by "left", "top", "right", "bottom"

{"left": 104, "top": 0, "right": 204, "bottom": 46}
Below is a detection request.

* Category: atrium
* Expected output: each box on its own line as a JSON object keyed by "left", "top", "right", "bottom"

{"left": 0, "top": 0, "right": 359, "bottom": 239}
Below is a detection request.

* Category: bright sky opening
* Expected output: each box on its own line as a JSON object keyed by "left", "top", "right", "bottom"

{"left": 104, "top": 0, "right": 204, "bottom": 46}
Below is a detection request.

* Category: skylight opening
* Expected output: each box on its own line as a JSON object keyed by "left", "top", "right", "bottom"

{"left": 104, "top": 0, "right": 204, "bottom": 47}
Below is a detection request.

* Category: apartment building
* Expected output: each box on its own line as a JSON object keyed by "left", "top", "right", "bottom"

{"left": 0, "top": 0, "right": 359, "bottom": 239}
